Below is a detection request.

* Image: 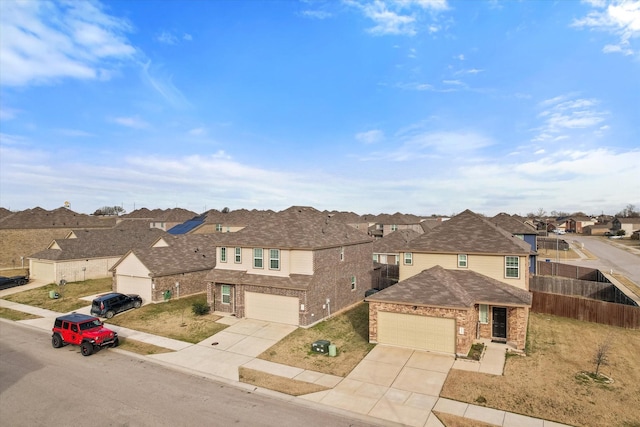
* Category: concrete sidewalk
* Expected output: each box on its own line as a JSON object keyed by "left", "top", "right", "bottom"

{"left": 0, "top": 298, "right": 573, "bottom": 427}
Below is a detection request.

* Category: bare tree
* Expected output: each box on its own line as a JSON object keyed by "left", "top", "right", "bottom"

{"left": 592, "top": 338, "right": 612, "bottom": 377}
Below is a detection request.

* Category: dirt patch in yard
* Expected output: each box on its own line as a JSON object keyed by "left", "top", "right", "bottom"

{"left": 258, "top": 302, "right": 374, "bottom": 377}
{"left": 238, "top": 367, "right": 329, "bottom": 396}
{"left": 441, "top": 313, "right": 640, "bottom": 427}
{"left": 106, "top": 294, "right": 227, "bottom": 343}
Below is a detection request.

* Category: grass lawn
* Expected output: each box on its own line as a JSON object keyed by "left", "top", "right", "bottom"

{"left": 239, "top": 367, "right": 330, "bottom": 396}
{"left": 257, "top": 302, "right": 374, "bottom": 377}
{"left": 106, "top": 293, "right": 228, "bottom": 344}
{"left": 441, "top": 313, "right": 640, "bottom": 427}
{"left": 117, "top": 337, "right": 174, "bottom": 355}
{"left": 4, "top": 277, "right": 112, "bottom": 313}
{"left": 0, "top": 307, "right": 42, "bottom": 321}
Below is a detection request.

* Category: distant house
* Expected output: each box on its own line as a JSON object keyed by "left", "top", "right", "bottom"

{"left": 565, "top": 216, "right": 596, "bottom": 234}
{"left": 168, "top": 209, "right": 272, "bottom": 235}
{"left": 28, "top": 222, "right": 165, "bottom": 284}
{"left": 367, "top": 209, "right": 534, "bottom": 355}
{"left": 122, "top": 207, "right": 197, "bottom": 232}
{"left": 205, "top": 206, "right": 374, "bottom": 326}
{"left": 583, "top": 223, "right": 612, "bottom": 236}
{"left": 111, "top": 234, "right": 217, "bottom": 303}
{"left": 366, "top": 213, "right": 426, "bottom": 239}
{"left": 490, "top": 213, "right": 538, "bottom": 274}
{"left": 372, "top": 229, "right": 421, "bottom": 289}
{"left": 612, "top": 218, "right": 640, "bottom": 237}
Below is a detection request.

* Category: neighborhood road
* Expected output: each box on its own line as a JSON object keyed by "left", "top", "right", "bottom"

{"left": 0, "top": 321, "right": 382, "bottom": 427}
{"left": 567, "top": 235, "right": 640, "bottom": 285}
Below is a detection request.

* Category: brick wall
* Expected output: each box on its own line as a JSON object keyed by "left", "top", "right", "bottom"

{"left": 507, "top": 306, "right": 528, "bottom": 350}
{"left": 150, "top": 270, "right": 209, "bottom": 302}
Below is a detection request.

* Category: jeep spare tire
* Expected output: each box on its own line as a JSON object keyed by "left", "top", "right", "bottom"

{"left": 81, "top": 341, "right": 94, "bottom": 356}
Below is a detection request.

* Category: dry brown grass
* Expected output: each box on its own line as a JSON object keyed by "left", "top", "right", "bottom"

{"left": 537, "top": 247, "right": 581, "bottom": 260}
{"left": 257, "top": 302, "right": 374, "bottom": 377}
{"left": 433, "top": 412, "right": 496, "bottom": 427}
{"left": 4, "top": 277, "right": 112, "bottom": 312}
{"left": 106, "top": 293, "right": 228, "bottom": 343}
{"left": 117, "top": 337, "right": 174, "bottom": 355}
{"left": 441, "top": 313, "right": 640, "bottom": 427}
{"left": 0, "top": 307, "right": 42, "bottom": 321}
{"left": 238, "top": 367, "right": 329, "bottom": 396}
{"left": 613, "top": 273, "right": 640, "bottom": 299}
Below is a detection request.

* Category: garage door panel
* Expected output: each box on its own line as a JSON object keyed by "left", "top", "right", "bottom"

{"left": 378, "top": 311, "right": 455, "bottom": 354}
{"left": 116, "top": 275, "right": 151, "bottom": 304}
{"left": 245, "top": 292, "right": 299, "bottom": 325}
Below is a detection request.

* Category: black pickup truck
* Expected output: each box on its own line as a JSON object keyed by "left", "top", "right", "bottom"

{"left": 0, "top": 275, "right": 29, "bottom": 290}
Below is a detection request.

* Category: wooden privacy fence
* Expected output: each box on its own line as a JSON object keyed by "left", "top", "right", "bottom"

{"left": 531, "top": 292, "right": 640, "bottom": 329}
{"left": 536, "top": 261, "right": 604, "bottom": 281}
{"left": 530, "top": 276, "right": 636, "bottom": 305}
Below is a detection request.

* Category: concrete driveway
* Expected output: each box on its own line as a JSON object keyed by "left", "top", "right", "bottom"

{"left": 301, "top": 345, "right": 454, "bottom": 427}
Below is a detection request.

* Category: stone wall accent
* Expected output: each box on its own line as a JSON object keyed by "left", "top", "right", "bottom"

{"left": 507, "top": 306, "right": 528, "bottom": 350}
{"left": 368, "top": 302, "right": 474, "bottom": 355}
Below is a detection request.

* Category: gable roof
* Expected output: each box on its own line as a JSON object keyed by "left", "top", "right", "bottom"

{"left": 373, "top": 229, "right": 421, "bottom": 253}
{"left": 0, "top": 207, "right": 115, "bottom": 229}
{"left": 367, "top": 265, "right": 532, "bottom": 308}
{"left": 490, "top": 213, "right": 538, "bottom": 235}
{"left": 28, "top": 227, "right": 167, "bottom": 260}
{"left": 117, "top": 234, "right": 217, "bottom": 277}
{"left": 210, "top": 206, "right": 373, "bottom": 249}
{"left": 406, "top": 209, "right": 533, "bottom": 255}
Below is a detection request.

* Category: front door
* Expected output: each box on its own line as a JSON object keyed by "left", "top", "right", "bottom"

{"left": 492, "top": 307, "right": 507, "bottom": 339}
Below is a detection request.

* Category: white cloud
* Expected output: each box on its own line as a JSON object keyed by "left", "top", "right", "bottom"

{"left": 0, "top": 0, "right": 136, "bottom": 87}
{"left": 140, "top": 61, "right": 190, "bottom": 108}
{"left": 0, "top": 106, "right": 20, "bottom": 121}
{"left": 156, "top": 31, "right": 178, "bottom": 45}
{"left": 54, "top": 129, "right": 95, "bottom": 137}
{"left": 346, "top": 0, "right": 448, "bottom": 36}
{"left": 301, "top": 10, "right": 332, "bottom": 19}
{"left": 183, "top": 33, "right": 193, "bottom": 41}
{"left": 356, "top": 129, "right": 384, "bottom": 144}
{"left": 572, "top": 0, "right": 640, "bottom": 56}
{"left": 189, "top": 127, "right": 207, "bottom": 136}
{"left": 111, "top": 116, "right": 149, "bottom": 129}
{"left": 532, "top": 95, "right": 608, "bottom": 142}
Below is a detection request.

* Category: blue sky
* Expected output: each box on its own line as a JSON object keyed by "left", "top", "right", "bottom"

{"left": 1, "top": 0, "right": 638, "bottom": 216}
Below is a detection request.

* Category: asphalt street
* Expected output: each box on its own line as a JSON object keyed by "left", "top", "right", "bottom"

{"left": 0, "top": 321, "right": 382, "bottom": 427}
{"left": 567, "top": 235, "right": 640, "bottom": 285}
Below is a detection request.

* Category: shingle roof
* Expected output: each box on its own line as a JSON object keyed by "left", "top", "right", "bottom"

{"left": 406, "top": 209, "right": 533, "bottom": 255}
{"left": 205, "top": 269, "right": 312, "bottom": 290}
{"left": 29, "top": 227, "right": 167, "bottom": 260}
{"left": 123, "top": 208, "right": 197, "bottom": 222}
{"left": 210, "top": 206, "right": 373, "bottom": 249}
{"left": 366, "top": 265, "right": 532, "bottom": 308}
{"left": 373, "top": 229, "right": 421, "bottom": 253}
{"left": 123, "top": 234, "right": 217, "bottom": 277}
{"left": 0, "top": 207, "right": 115, "bottom": 229}
{"left": 490, "top": 213, "right": 538, "bottom": 235}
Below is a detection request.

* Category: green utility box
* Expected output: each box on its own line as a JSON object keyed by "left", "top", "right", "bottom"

{"left": 311, "top": 340, "right": 330, "bottom": 354}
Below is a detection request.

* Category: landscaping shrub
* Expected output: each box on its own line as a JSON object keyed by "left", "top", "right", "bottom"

{"left": 191, "top": 300, "right": 211, "bottom": 316}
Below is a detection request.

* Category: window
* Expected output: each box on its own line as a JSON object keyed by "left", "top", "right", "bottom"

{"left": 457, "top": 254, "right": 468, "bottom": 268}
{"left": 221, "top": 285, "right": 231, "bottom": 304}
{"left": 404, "top": 252, "right": 413, "bottom": 265}
{"left": 479, "top": 304, "right": 488, "bottom": 324}
{"left": 373, "top": 254, "right": 379, "bottom": 262}
{"left": 220, "top": 247, "right": 227, "bottom": 262}
{"left": 215, "top": 224, "right": 222, "bottom": 232}
{"left": 269, "top": 249, "right": 280, "bottom": 270}
{"left": 505, "top": 256, "right": 519, "bottom": 278}
{"left": 351, "top": 276, "right": 356, "bottom": 291}
{"left": 391, "top": 224, "right": 398, "bottom": 231}
{"left": 234, "top": 247, "right": 241, "bottom": 263}
{"left": 253, "top": 248, "right": 263, "bottom": 268}
{"left": 340, "top": 247, "right": 344, "bottom": 261}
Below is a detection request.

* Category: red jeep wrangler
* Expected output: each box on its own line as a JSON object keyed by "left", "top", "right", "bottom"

{"left": 52, "top": 313, "right": 119, "bottom": 356}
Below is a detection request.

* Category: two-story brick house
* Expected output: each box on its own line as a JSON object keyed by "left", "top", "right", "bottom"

{"left": 205, "top": 206, "right": 374, "bottom": 326}
{"left": 367, "top": 209, "right": 533, "bottom": 356}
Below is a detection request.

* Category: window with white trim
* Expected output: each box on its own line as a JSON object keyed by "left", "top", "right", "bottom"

{"left": 479, "top": 304, "right": 488, "bottom": 324}
{"left": 351, "top": 276, "right": 356, "bottom": 291}
{"left": 221, "top": 285, "right": 231, "bottom": 304}
{"left": 340, "top": 247, "right": 344, "bottom": 261}
{"left": 220, "top": 247, "right": 227, "bottom": 262}
{"left": 269, "top": 249, "right": 280, "bottom": 270}
{"left": 373, "top": 254, "right": 379, "bottom": 262}
{"left": 458, "top": 254, "right": 468, "bottom": 268}
{"left": 505, "top": 256, "right": 519, "bottom": 278}
{"left": 391, "top": 224, "right": 398, "bottom": 231}
{"left": 253, "top": 248, "right": 263, "bottom": 268}
{"left": 234, "top": 247, "right": 241, "bottom": 263}
{"left": 215, "top": 224, "right": 222, "bottom": 232}
{"left": 404, "top": 252, "right": 413, "bottom": 265}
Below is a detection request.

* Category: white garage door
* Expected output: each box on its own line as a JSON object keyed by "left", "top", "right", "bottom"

{"left": 377, "top": 311, "right": 456, "bottom": 354}
{"left": 30, "top": 261, "right": 55, "bottom": 284}
{"left": 116, "top": 275, "right": 152, "bottom": 304}
{"left": 245, "top": 292, "right": 299, "bottom": 325}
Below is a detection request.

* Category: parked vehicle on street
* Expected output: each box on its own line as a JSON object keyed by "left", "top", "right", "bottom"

{"left": 90, "top": 292, "right": 142, "bottom": 319}
{"left": 51, "top": 313, "right": 118, "bottom": 356}
{"left": 0, "top": 275, "right": 29, "bottom": 290}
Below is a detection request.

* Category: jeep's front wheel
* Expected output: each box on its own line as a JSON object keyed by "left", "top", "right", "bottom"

{"left": 52, "top": 334, "right": 63, "bottom": 348}
{"left": 81, "top": 341, "right": 94, "bottom": 356}
{"left": 112, "top": 337, "right": 119, "bottom": 348}
{"left": 105, "top": 310, "right": 115, "bottom": 319}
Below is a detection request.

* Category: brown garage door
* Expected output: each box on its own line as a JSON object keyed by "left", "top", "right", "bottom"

{"left": 377, "top": 311, "right": 455, "bottom": 353}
